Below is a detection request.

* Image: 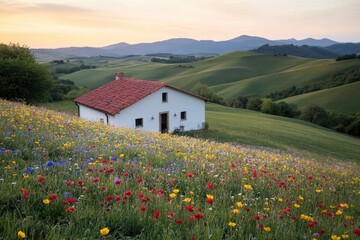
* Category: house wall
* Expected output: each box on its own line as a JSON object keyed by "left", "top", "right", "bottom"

{"left": 110, "top": 87, "right": 205, "bottom": 132}
{"left": 77, "top": 104, "right": 108, "bottom": 124}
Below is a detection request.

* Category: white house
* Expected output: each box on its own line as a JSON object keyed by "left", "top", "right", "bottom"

{"left": 74, "top": 72, "right": 206, "bottom": 133}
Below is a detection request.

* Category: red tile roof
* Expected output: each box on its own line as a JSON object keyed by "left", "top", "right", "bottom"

{"left": 74, "top": 73, "right": 204, "bottom": 115}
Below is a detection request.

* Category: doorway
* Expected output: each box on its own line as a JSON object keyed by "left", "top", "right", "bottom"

{"left": 159, "top": 112, "right": 168, "bottom": 133}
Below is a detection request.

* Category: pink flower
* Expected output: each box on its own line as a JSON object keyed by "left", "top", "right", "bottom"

{"left": 92, "top": 177, "right": 99, "bottom": 183}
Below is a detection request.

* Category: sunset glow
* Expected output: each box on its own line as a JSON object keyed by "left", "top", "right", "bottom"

{"left": 1, "top": 0, "right": 359, "bottom": 48}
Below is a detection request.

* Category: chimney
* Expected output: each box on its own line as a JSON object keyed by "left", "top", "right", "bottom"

{"left": 115, "top": 72, "right": 124, "bottom": 80}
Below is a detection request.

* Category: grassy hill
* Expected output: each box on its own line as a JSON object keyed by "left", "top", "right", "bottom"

{"left": 63, "top": 52, "right": 360, "bottom": 101}
{"left": 200, "top": 103, "right": 360, "bottom": 161}
{"left": 280, "top": 81, "right": 360, "bottom": 113}
{"left": 1, "top": 99, "right": 359, "bottom": 239}
{"left": 40, "top": 101, "right": 360, "bottom": 162}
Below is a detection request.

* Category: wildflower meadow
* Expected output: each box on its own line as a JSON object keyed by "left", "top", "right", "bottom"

{"left": 0, "top": 99, "right": 359, "bottom": 240}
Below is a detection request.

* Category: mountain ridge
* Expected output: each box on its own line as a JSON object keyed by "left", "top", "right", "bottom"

{"left": 31, "top": 35, "right": 359, "bottom": 60}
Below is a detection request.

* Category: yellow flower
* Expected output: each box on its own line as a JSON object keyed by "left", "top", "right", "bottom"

{"left": 315, "top": 189, "right": 322, "bottom": 193}
{"left": 321, "top": 209, "right": 327, "bottom": 214}
{"left": 23, "top": 175, "right": 29, "bottom": 179}
{"left": 345, "top": 215, "right": 353, "bottom": 220}
{"left": 206, "top": 194, "right": 214, "bottom": 199}
{"left": 17, "top": 231, "right": 26, "bottom": 238}
{"left": 172, "top": 189, "right": 180, "bottom": 194}
{"left": 228, "top": 222, "right": 236, "bottom": 227}
{"left": 264, "top": 227, "right": 271, "bottom": 232}
{"left": 169, "top": 193, "right": 177, "bottom": 198}
{"left": 100, "top": 227, "right": 110, "bottom": 236}
{"left": 244, "top": 184, "right": 253, "bottom": 190}
{"left": 119, "top": 154, "right": 124, "bottom": 158}
{"left": 232, "top": 209, "right": 239, "bottom": 214}
{"left": 331, "top": 235, "right": 340, "bottom": 240}
{"left": 335, "top": 210, "right": 342, "bottom": 215}
{"left": 43, "top": 199, "right": 50, "bottom": 205}
{"left": 236, "top": 202, "right": 243, "bottom": 208}
{"left": 294, "top": 204, "right": 300, "bottom": 208}
{"left": 298, "top": 195, "right": 304, "bottom": 201}
{"left": 263, "top": 207, "right": 270, "bottom": 211}
{"left": 183, "top": 198, "right": 191, "bottom": 203}
{"left": 341, "top": 235, "right": 349, "bottom": 239}
{"left": 278, "top": 198, "right": 283, "bottom": 202}
{"left": 339, "top": 203, "right": 348, "bottom": 209}
{"left": 189, "top": 191, "right": 194, "bottom": 196}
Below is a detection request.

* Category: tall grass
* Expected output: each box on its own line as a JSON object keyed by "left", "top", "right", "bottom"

{"left": 0, "top": 99, "right": 359, "bottom": 239}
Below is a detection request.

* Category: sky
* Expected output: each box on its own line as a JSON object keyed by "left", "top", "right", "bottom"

{"left": 0, "top": 0, "right": 359, "bottom": 48}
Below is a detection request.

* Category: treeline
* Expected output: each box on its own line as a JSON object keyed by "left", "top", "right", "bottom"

{"left": 267, "top": 67, "right": 360, "bottom": 100}
{"left": 226, "top": 95, "right": 359, "bottom": 137}
{"left": 151, "top": 55, "right": 212, "bottom": 64}
{"left": 49, "top": 79, "right": 89, "bottom": 102}
{"left": 226, "top": 95, "right": 300, "bottom": 118}
{"left": 336, "top": 54, "right": 360, "bottom": 61}
{"left": 53, "top": 63, "right": 96, "bottom": 75}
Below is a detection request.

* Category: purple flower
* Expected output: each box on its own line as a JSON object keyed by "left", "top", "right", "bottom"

{"left": 114, "top": 178, "right": 122, "bottom": 185}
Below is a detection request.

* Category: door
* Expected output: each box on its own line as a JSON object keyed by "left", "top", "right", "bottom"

{"left": 159, "top": 112, "right": 168, "bottom": 133}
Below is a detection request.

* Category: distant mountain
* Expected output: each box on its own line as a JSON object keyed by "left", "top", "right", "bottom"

{"left": 253, "top": 44, "right": 339, "bottom": 59}
{"left": 277, "top": 38, "right": 338, "bottom": 47}
{"left": 325, "top": 43, "right": 360, "bottom": 55}
{"left": 31, "top": 35, "right": 360, "bottom": 60}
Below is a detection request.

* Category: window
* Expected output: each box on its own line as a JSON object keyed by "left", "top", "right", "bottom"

{"left": 181, "top": 111, "right": 187, "bottom": 120}
{"left": 135, "top": 118, "right": 143, "bottom": 128}
{"left": 162, "top": 92, "right": 168, "bottom": 102}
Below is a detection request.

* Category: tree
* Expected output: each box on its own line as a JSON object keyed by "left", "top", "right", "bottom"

{"left": 261, "top": 98, "right": 280, "bottom": 115}
{"left": 300, "top": 104, "right": 332, "bottom": 127}
{"left": 246, "top": 96, "right": 262, "bottom": 111}
{"left": 0, "top": 43, "right": 53, "bottom": 103}
{"left": 191, "top": 82, "right": 223, "bottom": 104}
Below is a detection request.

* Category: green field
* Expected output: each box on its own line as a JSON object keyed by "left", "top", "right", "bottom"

{"left": 281, "top": 81, "right": 360, "bottom": 113}
{"left": 183, "top": 103, "right": 359, "bottom": 161}
{"left": 62, "top": 52, "right": 360, "bottom": 101}
{"left": 40, "top": 101, "right": 360, "bottom": 162}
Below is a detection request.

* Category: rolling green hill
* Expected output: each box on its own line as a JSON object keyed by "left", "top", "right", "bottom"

{"left": 63, "top": 52, "right": 360, "bottom": 97}
{"left": 281, "top": 81, "right": 360, "bottom": 113}
{"left": 202, "top": 103, "right": 360, "bottom": 161}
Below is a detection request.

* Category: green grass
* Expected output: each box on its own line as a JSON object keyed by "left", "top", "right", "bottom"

{"left": 37, "top": 100, "right": 78, "bottom": 115}
{"left": 281, "top": 81, "right": 360, "bottom": 113}
{"left": 181, "top": 103, "right": 360, "bottom": 162}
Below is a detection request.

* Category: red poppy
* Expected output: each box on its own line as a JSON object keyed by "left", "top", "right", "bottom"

{"left": 253, "top": 215, "right": 260, "bottom": 220}
{"left": 21, "top": 189, "right": 30, "bottom": 200}
{"left": 107, "top": 168, "right": 114, "bottom": 174}
{"left": 66, "top": 180, "right": 74, "bottom": 186}
{"left": 125, "top": 190, "right": 132, "bottom": 196}
{"left": 106, "top": 195, "right": 113, "bottom": 201}
{"left": 137, "top": 178, "right": 143, "bottom": 184}
{"left": 307, "top": 221, "right": 317, "bottom": 227}
{"left": 49, "top": 194, "right": 57, "bottom": 201}
{"left": 186, "top": 173, "right": 193, "bottom": 178}
{"left": 140, "top": 206, "right": 146, "bottom": 211}
{"left": 65, "top": 207, "right": 75, "bottom": 213}
{"left": 206, "top": 198, "right": 213, "bottom": 204}
{"left": 185, "top": 205, "right": 195, "bottom": 212}
{"left": 353, "top": 228, "right": 360, "bottom": 235}
{"left": 77, "top": 179, "right": 83, "bottom": 185}
{"left": 153, "top": 210, "right": 160, "bottom": 219}
{"left": 206, "top": 182, "right": 213, "bottom": 189}
{"left": 175, "top": 219, "right": 183, "bottom": 224}
{"left": 92, "top": 177, "right": 99, "bottom": 183}
{"left": 194, "top": 213, "right": 204, "bottom": 219}
{"left": 37, "top": 176, "right": 45, "bottom": 183}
